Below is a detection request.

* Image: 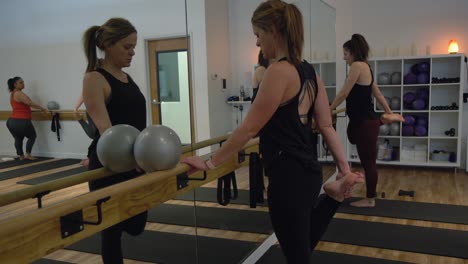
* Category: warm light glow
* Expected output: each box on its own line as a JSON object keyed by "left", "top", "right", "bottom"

{"left": 448, "top": 40, "right": 459, "bottom": 54}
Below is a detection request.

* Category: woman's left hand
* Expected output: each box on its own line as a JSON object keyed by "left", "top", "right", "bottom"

{"left": 182, "top": 156, "right": 208, "bottom": 174}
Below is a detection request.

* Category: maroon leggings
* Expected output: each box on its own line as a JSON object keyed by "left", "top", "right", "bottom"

{"left": 347, "top": 119, "right": 381, "bottom": 198}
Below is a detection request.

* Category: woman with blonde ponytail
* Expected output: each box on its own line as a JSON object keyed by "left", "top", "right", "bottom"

{"left": 81, "top": 17, "right": 147, "bottom": 264}
{"left": 183, "top": 1, "right": 364, "bottom": 262}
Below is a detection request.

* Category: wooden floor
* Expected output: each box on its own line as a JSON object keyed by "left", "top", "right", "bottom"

{"left": 1, "top": 159, "right": 468, "bottom": 264}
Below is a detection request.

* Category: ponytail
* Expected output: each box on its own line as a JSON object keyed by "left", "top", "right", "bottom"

{"left": 7, "top": 77, "right": 21, "bottom": 92}
{"left": 343, "top": 33, "right": 370, "bottom": 62}
{"left": 82, "top": 25, "right": 101, "bottom": 73}
{"left": 283, "top": 3, "right": 303, "bottom": 66}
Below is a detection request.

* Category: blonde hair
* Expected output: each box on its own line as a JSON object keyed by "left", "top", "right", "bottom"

{"left": 251, "top": 0, "right": 303, "bottom": 66}
{"left": 82, "top": 17, "right": 136, "bottom": 73}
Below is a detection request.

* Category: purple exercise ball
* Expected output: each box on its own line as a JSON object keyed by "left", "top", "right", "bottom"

{"left": 404, "top": 72, "right": 418, "bottom": 84}
{"left": 414, "top": 126, "right": 427, "bottom": 137}
{"left": 415, "top": 116, "right": 428, "bottom": 127}
{"left": 411, "top": 64, "right": 420, "bottom": 75}
{"left": 412, "top": 99, "right": 426, "bottom": 110}
{"left": 416, "top": 87, "right": 429, "bottom": 101}
{"left": 417, "top": 62, "right": 430, "bottom": 73}
{"left": 403, "top": 92, "right": 416, "bottom": 104}
{"left": 417, "top": 73, "right": 429, "bottom": 84}
{"left": 402, "top": 125, "right": 414, "bottom": 136}
{"left": 404, "top": 115, "right": 415, "bottom": 126}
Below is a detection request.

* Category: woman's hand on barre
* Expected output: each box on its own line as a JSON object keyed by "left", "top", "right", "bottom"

{"left": 182, "top": 156, "right": 208, "bottom": 174}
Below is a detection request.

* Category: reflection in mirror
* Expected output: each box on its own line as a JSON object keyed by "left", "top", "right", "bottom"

{"left": 157, "top": 50, "right": 192, "bottom": 144}
{"left": 0, "top": 0, "right": 201, "bottom": 263}
{"left": 188, "top": 0, "right": 337, "bottom": 263}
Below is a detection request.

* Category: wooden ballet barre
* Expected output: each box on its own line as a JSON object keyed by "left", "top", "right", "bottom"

{"left": 0, "top": 134, "right": 251, "bottom": 207}
{"left": 0, "top": 138, "right": 259, "bottom": 264}
{"left": 181, "top": 134, "right": 230, "bottom": 153}
{"left": 0, "top": 110, "right": 87, "bottom": 121}
{"left": 332, "top": 107, "right": 346, "bottom": 115}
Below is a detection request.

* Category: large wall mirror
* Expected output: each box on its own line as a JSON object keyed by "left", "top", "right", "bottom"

{"left": 187, "top": 0, "right": 336, "bottom": 263}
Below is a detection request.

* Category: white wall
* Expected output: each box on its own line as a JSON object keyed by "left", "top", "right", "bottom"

{"left": 205, "top": 0, "right": 233, "bottom": 138}
{"left": 335, "top": 0, "right": 468, "bottom": 167}
{"left": 0, "top": 0, "right": 201, "bottom": 158}
{"left": 186, "top": 0, "right": 211, "bottom": 151}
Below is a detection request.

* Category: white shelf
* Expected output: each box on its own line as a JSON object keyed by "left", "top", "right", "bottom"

{"left": 430, "top": 110, "right": 458, "bottom": 113}
{"left": 312, "top": 60, "right": 337, "bottom": 160}
{"left": 227, "top": 101, "right": 251, "bottom": 105}
{"left": 349, "top": 54, "right": 464, "bottom": 167}
{"left": 379, "top": 85, "right": 401, "bottom": 88}
{"left": 431, "top": 83, "right": 460, "bottom": 86}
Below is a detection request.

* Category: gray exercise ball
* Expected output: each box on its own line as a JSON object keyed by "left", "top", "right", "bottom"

{"left": 377, "top": 96, "right": 391, "bottom": 110}
{"left": 134, "top": 125, "right": 182, "bottom": 172}
{"left": 97, "top": 124, "right": 140, "bottom": 173}
{"left": 379, "top": 124, "right": 390, "bottom": 135}
{"left": 47, "top": 101, "right": 60, "bottom": 110}
{"left": 390, "top": 96, "right": 401, "bottom": 110}
{"left": 390, "top": 123, "right": 400, "bottom": 136}
{"left": 378, "top": 72, "right": 391, "bottom": 85}
{"left": 391, "top": 72, "right": 401, "bottom": 85}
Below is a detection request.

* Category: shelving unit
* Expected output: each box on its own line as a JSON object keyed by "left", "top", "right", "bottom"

{"left": 311, "top": 61, "right": 337, "bottom": 162}
{"left": 347, "top": 54, "right": 465, "bottom": 167}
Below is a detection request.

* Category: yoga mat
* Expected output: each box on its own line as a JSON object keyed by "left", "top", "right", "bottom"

{"left": 32, "top": 259, "right": 71, "bottom": 264}
{"left": 0, "top": 159, "right": 80, "bottom": 181}
{"left": 67, "top": 230, "right": 257, "bottom": 264}
{"left": 147, "top": 203, "right": 273, "bottom": 234}
{"left": 179, "top": 188, "right": 468, "bottom": 226}
{"left": 0, "top": 157, "right": 52, "bottom": 169}
{"left": 18, "top": 166, "right": 87, "bottom": 185}
{"left": 323, "top": 218, "right": 468, "bottom": 259}
{"left": 151, "top": 203, "right": 468, "bottom": 259}
{"left": 257, "top": 245, "right": 411, "bottom": 264}
{"left": 339, "top": 197, "right": 468, "bottom": 225}
{"left": 176, "top": 187, "right": 267, "bottom": 206}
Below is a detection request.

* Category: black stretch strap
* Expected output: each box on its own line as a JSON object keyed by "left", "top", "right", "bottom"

{"left": 51, "top": 113, "right": 61, "bottom": 141}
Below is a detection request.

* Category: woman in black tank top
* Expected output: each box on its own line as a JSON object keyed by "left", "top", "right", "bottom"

{"left": 330, "top": 34, "right": 404, "bottom": 208}
{"left": 251, "top": 50, "right": 270, "bottom": 102}
{"left": 81, "top": 18, "right": 147, "bottom": 264}
{"left": 184, "top": 2, "right": 364, "bottom": 263}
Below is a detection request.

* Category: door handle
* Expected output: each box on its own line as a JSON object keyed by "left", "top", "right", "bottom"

{"left": 152, "top": 99, "right": 162, "bottom": 105}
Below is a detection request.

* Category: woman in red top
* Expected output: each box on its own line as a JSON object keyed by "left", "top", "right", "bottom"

{"left": 6, "top": 77, "right": 46, "bottom": 160}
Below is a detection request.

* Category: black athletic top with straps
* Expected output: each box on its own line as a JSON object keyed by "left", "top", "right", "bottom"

{"left": 259, "top": 59, "right": 319, "bottom": 169}
{"left": 89, "top": 68, "right": 146, "bottom": 151}
{"left": 345, "top": 63, "right": 378, "bottom": 122}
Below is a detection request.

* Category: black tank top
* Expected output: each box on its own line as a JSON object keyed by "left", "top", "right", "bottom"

{"left": 260, "top": 60, "right": 319, "bottom": 167}
{"left": 89, "top": 68, "right": 146, "bottom": 147}
{"left": 346, "top": 64, "right": 378, "bottom": 121}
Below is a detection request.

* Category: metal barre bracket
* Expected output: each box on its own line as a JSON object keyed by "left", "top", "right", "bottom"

{"left": 33, "top": 190, "right": 51, "bottom": 209}
{"left": 176, "top": 171, "right": 208, "bottom": 190}
{"left": 60, "top": 196, "right": 110, "bottom": 238}
{"left": 238, "top": 150, "right": 247, "bottom": 163}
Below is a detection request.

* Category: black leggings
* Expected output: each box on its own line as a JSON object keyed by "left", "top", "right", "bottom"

{"left": 347, "top": 119, "right": 380, "bottom": 198}
{"left": 266, "top": 153, "right": 340, "bottom": 264}
{"left": 6, "top": 118, "right": 37, "bottom": 156}
{"left": 88, "top": 149, "right": 148, "bottom": 264}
